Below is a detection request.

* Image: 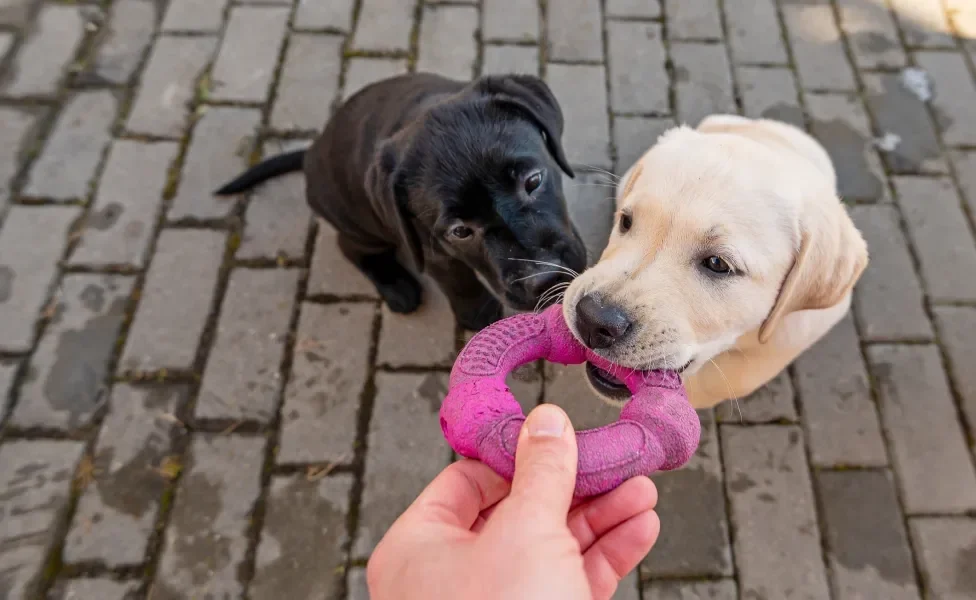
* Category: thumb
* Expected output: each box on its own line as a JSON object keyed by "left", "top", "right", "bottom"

{"left": 507, "top": 403, "right": 578, "bottom": 523}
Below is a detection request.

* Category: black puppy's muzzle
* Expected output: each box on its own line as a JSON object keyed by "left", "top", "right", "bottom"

{"left": 519, "top": 270, "right": 575, "bottom": 303}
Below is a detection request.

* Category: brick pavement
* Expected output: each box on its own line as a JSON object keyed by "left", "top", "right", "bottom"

{"left": 0, "top": 0, "right": 975, "bottom": 598}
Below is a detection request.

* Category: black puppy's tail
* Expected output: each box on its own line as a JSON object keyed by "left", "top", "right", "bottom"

{"left": 213, "top": 148, "right": 306, "bottom": 195}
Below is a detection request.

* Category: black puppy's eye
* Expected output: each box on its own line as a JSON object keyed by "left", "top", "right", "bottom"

{"left": 450, "top": 226, "right": 473, "bottom": 240}
{"left": 618, "top": 212, "right": 633, "bottom": 234}
{"left": 524, "top": 171, "right": 544, "bottom": 194}
{"left": 702, "top": 256, "right": 731, "bottom": 274}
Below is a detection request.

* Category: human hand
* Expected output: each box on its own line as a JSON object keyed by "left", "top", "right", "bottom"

{"left": 367, "top": 404, "right": 660, "bottom": 600}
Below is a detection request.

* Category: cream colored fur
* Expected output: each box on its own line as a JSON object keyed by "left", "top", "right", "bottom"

{"left": 562, "top": 115, "right": 869, "bottom": 410}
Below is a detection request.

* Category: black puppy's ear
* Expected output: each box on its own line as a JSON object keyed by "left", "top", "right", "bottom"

{"left": 364, "top": 139, "right": 425, "bottom": 271}
{"left": 475, "top": 75, "right": 576, "bottom": 178}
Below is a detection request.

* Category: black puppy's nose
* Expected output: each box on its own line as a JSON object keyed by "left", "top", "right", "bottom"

{"left": 575, "top": 294, "right": 632, "bottom": 350}
{"left": 524, "top": 271, "right": 572, "bottom": 300}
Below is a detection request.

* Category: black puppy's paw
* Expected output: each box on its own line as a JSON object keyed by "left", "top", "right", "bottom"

{"left": 377, "top": 273, "right": 423, "bottom": 314}
{"left": 456, "top": 297, "right": 504, "bottom": 331}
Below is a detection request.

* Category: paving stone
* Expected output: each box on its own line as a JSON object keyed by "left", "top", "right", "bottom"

{"left": 736, "top": 67, "right": 803, "bottom": 126}
{"left": 934, "top": 306, "right": 976, "bottom": 436}
{"left": 168, "top": 107, "right": 261, "bottom": 221}
{"left": 210, "top": 6, "right": 290, "bottom": 104}
{"left": 909, "top": 517, "right": 976, "bottom": 600}
{"left": 836, "top": 0, "right": 906, "bottom": 69}
{"left": 295, "top": 0, "right": 354, "bottom": 31}
{"left": 152, "top": 435, "right": 265, "bottom": 600}
{"left": 0, "top": 205, "right": 81, "bottom": 353}
{"left": 70, "top": 140, "right": 179, "bottom": 269}
{"left": 893, "top": 176, "right": 976, "bottom": 302}
{"left": 119, "top": 229, "right": 227, "bottom": 372}
{"left": 716, "top": 370, "right": 797, "bottom": 424}
{"left": 343, "top": 57, "right": 409, "bottom": 101}
{"left": 85, "top": 0, "right": 156, "bottom": 86}
{"left": 250, "top": 474, "right": 353, "bottom": 600}
{"left": 782, "top": 2, "right": 857, "bottom": 91}
{"left": 0, "top": 108, "right": 37, "bottom": 212}
{"left": 354, "top": 372, "right": 452, "bottom": 556}
{"left": 161, "top": 0, "right": 228, "bottom": 32}
{"left": 606, "top": 0, "right": 660, "bottom": 18}
{"left": 238, "top": 140, "right": 314, "bottom": 261}
{"left": 23, "top": 91, "right": 116, "bottom": 201}
{"left": 805, "top": 93, "right": 888, "bottom": 202}
{"left": 722, "top": 425, "right": 830, "bottom": 600}
{"left": 863, "top": 72, "right": 947, "bottom": 174}
{"left": 951, "top": 151, "right": 976, "bottom": 217}
{"left": 724, "top": 0, "right": 788, "bottom": 65}
{"left": 481, "top": 45, "right": 539, "bottom": 76}
{"left": 889, "top": 0, "right": 955, "bottom": 48}
{"left": 613, "top": 570, "right": 640, "bottom": 600}
{"left": 643, "top": 411, "right": 733, "bottom": 577}
{"left": 916, "top": 51, "right": 976, "bottom": 147}
{"left": 867, "top": 344, "right": 976, "bottom": 514}
{"left": 307, "top": 222, "right": 379, "bottom": 298}
{"left": 50, "top": 578, "right": 140, "bottom": 600}
{"left": 417, "top": 6, "right": 478, "bottom": 81}
{"left": 546, "top": 0, "right": 603, "bottom": 62}
{"left": 278, "top": 302, "right": 374, "bottom": 465}
{"left": 63, "top": 385, "right": 187, "bottom": 568}
{"left": 816, "top": 470, "right": 920, "bottom": 600}
{"left": 643, "top": 580, "right": 738, "bottom": 600}
{"left": 196, "top": 269, "right": 299, "bottom": 423}
{"left": 484, "top": 0, "right": 538, "bottom": 43}
{"left": 125, "top": 36, "right": 217, "bottom": 138}
{"left": 606, "top": 21, "right": 669, "bottom": 115}
{"left": 546, "top": 64, "right": 612, "bottom": 169}
{"left": 352, "top": 0, "right": 415, "bottom": 52}
{"left": 613, "top": 116, "right": 674, "bottom": 173}
{"left": 0, "top": 360, "right": 17, "bottom": 414}
{"left": 0, "top": 440, "right": 85, "bottom": 599}
{"left": 543, "top": 363, "right": 624, "bottom": 429}
{"left": 667, "top": 0, "right": 722, "bottom": 40}
{"left": 3, "top": 5, "right": 85, "bottom": 97}
{"left": 347, "top": 568, "right": 369, "bottom": 600}
{"left": 794, "top": 313, "right": 888, "bottom": 467}
{"left": 11, "top": 274, "right": 134, "bottom": 431}
{"left": 671, "top": 42, "right": 736, "bottom": 127}
{"left": 0, "top": 0, "right": 34, "bottom": 27}
{"left": 271, "top": 34, "right": 343, "bottom": 132}
{"left": 563, "top": 172, "right": 615, "bottom": 266}
{"left": 377, "top": 278, "right": 455, "bottom": 368}
{"left": 850, "top": 205, "right": 932, "bottom": 342}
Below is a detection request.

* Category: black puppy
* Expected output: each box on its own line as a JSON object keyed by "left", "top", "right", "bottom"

{"left": 215, "top": 73, "right": 587, "bottom": 331}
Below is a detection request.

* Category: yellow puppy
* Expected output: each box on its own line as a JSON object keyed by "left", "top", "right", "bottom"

{"left": 562, "top": 115, "right": 868, "bottom": 410}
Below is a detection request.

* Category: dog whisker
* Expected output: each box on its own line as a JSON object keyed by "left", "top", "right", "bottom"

{"left": 534, "top": 283, "right": 570, "bottom": 312}
{"left": 506, "top": 258, "right": 580, "bottom": 278}
{"left": 510, "top": 270, "right": 567, "bottom": 285}
{"left": 579, "top": 165, "right": 621, "bottom": 182}
{"left": 708, "top": 358, "right": 742, "bottom": 424}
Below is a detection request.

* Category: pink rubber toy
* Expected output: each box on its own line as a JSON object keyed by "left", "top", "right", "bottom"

{"left": 440, "top": 303, "right": 701, "bottom": 498}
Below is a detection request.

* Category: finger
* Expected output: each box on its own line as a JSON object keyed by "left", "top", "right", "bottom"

{"left": 567, "top": 477, "right": 657, "bottom": 553}
{"left": 583, "top": 510, "right": 660, "bottom": 600}
{"left": 508, "top": 404, "right": 578, "bottom": 523}
{"left": 471, "top": 502, "right": 502, "bottom": 533}
{"left": 400, "top": 459, "right": 511, "bottom": 529}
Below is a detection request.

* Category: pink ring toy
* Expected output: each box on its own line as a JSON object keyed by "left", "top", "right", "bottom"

{"left": 440, "top": 303, "right": 701, "bottom": 498}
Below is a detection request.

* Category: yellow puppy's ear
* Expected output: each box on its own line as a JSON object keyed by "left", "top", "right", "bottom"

{"left": 758, "top": 198, "right": 868, "bottom": 343}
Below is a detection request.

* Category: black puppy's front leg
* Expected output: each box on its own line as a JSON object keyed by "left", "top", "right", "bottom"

{"left": 338, "top": 236, "right": 422, "bottom": 313}
{"left": 427, "top": 258, "right": 503, "bottom": 331}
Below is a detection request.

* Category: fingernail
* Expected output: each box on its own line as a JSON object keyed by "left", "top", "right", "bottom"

{"left": 527, "top": 404, "right": 567, "bottom": 438}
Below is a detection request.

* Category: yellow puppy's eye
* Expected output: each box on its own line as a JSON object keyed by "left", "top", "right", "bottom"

{"left": 618, "top": 212, "right": 633, "bottom": 233}
{"left": 702, "top": 256, "right": 731, "bottom": 273}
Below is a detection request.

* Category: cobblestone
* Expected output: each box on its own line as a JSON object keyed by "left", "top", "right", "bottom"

{"left": 671, "top": 42, "right": 736, "bottom": 127}
{"left": 196, "top": 268, "right": 299, "bottom": 423}
{"left": 564, "top": 172, "right": 615, "bottom": 266}
{"left": 546, "top": 64, "right": 612, "bottom": 169}
{"left": 85, "top": 0, "right": 156, "bottom": 86}
{"left": 951, "top": 150, "right": 976, "bottom": 217}
{"left": 643, "top": 580, "right": 738, "bottom": 600}
{"left": 736, "top": 67, "right": 802, "bottom": 125}
{"left": 51, "top": 578, "right": 139, "bottom": 600}
{"left": 3, "top": 5, "right": 84, "bottom": 98}
{"left": 352, "top": 0, "right": 415, "bottom": 53}
{"left": 11, "top": 274, "right": 134, "bottom": 431}
{"left": 0, "top": 440, "right": 85, "bottom": 599}
{"left": 867, "top": 344, "right": 976, "bottom": 514}
{"left": 483, "top": 0, "right": 538, "bottom": 44}
{"left": 836, "top": 0, "right": 906, "bottom": 70}
{"left": 23, "top": 90, "right": 116, "bottom": 201}
{"left": 781, "top": 1, "right": 857, "bottom": 91}
{"left": 377, "top": 277, "right": 455, "bottom": 368}
{"left": 210, "top": 6, "right": 290, "bottom": 104}
{"left": 667, "top": 0, "right": 722, "bottom": 41}
{"left": 908, "top": 517, "right": 976, "bottom": 600}
{"left": 69, "top": 140, "right": 180, "bottom": 268}
{"left": 63, "top": 384, "right": 188, "bottom": 567}
{"left": 417, "top": 6, "right": 479, "bottom": 81}
{"left": 151, "top": 435, "right": 265, "bottom": 600}
{"left": 933, "top": 306, "right": 976, "bottom": 436}
{"left": 724, "top": 0, "right": 788, "bottom": 65}
{"left": 863, "top": 71, "right": 947, "bottom": 174}
{"left": 546, "top": 0, "right": 603, "bottom": 62}
{"left": 271, "top": 34, "right": 343, "bottom": 132}
{"left": 119, "top": 229, "right": 226, "bottom": 373}
{"left": 482, "top": 45, "right": 539, "bottom": 76}
{"left": 307, "top": 222, "right": 379, "bottom": 298}
{"left": 0, "top": 205, "right": 81, "bottom": 353}
{"left": 889, "top": 0, "right": 955, "bottom": 48}
{"left": 606, "top": 21, "right": 668, "bottom": 116}
{"left": 295, "top": 0, "right": 354, "bottom": 31}
{"left": 715, "top": 370, "right": 796, "bottom": 424}
{"left": 916, "top": 51, "right": 976, "bottom": 147}
{"left": 613, "top": 116, "right": 673, "bottom": 173}
{"left": 161, "top": 0, "right": 228, "bottom": 33}
{"left": 0, "top": 107, "right": 36, "bottom": 212}
{"left": 343, "top": 57, "right": 409, "bottom": 101}
{"left": 606, "top": 0, "right": 660, "bottom": 19}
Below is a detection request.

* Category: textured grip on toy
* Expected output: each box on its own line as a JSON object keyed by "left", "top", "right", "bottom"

{"left": 440, "top": 304, "right": 701, "bottom": 498}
